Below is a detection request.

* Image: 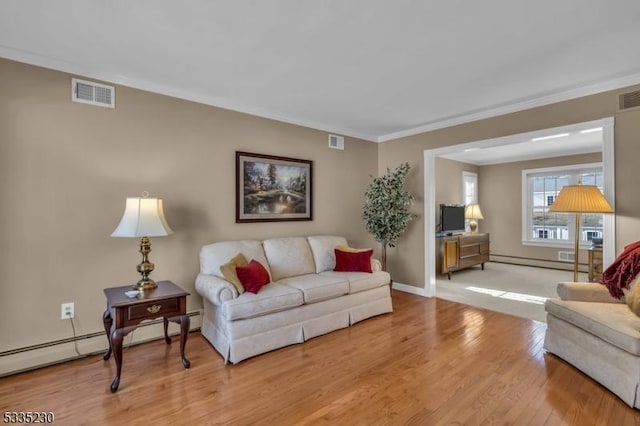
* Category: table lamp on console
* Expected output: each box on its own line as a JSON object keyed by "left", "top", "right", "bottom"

{"left": 111, "top": 193, "right": 173, "bottom": 291}
{"left": 465, "top": 204, "right": 484, "bottom": 234}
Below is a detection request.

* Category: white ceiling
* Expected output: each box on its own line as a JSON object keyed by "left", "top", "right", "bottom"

{"left": 440, "top": 125, "right": 604, "bottom": 165}
{"left": 1, "top": 1, "right": 640, "bottom": 142}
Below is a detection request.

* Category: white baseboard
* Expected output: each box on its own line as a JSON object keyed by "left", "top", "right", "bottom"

{"left": 392, "top": 282, "right": 430, "bottom": 298}
{"left": 0, "top": 310, "right": 202, "bottom": 377}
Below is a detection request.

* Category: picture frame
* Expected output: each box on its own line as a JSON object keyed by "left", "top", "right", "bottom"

{"left": 236, "top": 151, "right": 313, "bottom": 223}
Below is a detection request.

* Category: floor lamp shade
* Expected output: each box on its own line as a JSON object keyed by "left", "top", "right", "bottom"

{"left": 548, "top": 185, "right": 614, "bottom": 214}
{"left": 548, "top": 185, "right": 613, "bottom": 282}
{"left": 111, "top": 197, "right": 173, "bottom": 290}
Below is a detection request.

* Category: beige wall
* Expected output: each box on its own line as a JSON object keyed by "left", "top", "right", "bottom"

{"left": 480, "top": 152, "right": 602, "bottom": 269}
{"left": 435, "top": 157, "right": 479, "bottom": 211}
{"left": 379, "top": 84, "right": 640, "bottom": 287}
{"left": 0, "top": 58, "right": 379, "bottom": 369}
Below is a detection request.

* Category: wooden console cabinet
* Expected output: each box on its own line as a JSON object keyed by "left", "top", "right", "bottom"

{"left": 436, "top": 233, "right": 490, "bottom": 279}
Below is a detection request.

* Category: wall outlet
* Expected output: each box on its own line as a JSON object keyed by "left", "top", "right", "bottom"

{"left": 61, "top": 302, "right": 74, "bottom": 320}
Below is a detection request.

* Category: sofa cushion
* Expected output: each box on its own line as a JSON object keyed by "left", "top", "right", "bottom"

{"left": 307, "top": 236, "right": 349, "bottom": 273}
{"left": 320, "top": 270, "right": 391, "bottom": 294}
{"left": 278, "top": 273, "right": 349, "bottom": 304}
{"left": 220, "top": 253, "right": 248, "bottom": 294}
{"left": 263, "top": 237, "right": 316, "bottom": 281}
{"left": 236, "top": 260, "right": 271, "bottom": 294}
{"left": 222, "top": 283, "right": 303, "bottom": 321}
{"left": 200, "top": 240, "right": 271, "bottom": 279}
{"left": 545, "top": 298, "right": 640, "bottom": 356}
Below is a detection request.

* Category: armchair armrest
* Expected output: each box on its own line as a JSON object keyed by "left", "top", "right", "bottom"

{"left": 195, "top": 273, "right": 238, "bottom": 306}
{"left": 556, "top": 282, "right": 623, "bottom": 304}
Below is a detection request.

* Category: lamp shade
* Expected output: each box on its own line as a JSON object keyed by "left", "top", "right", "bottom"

{"left": 548, "top": 185, "right": 614, "bottom": 213}
{"left": 465, "top": 204, "right": 484, "bottom": 220}
{"left": 111, "top": 197, "right": 173, "bottom": 237}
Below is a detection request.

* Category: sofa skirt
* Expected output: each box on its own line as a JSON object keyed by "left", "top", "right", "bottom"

{"left": 201, "top": 285, "right": 392, "bottom": 363}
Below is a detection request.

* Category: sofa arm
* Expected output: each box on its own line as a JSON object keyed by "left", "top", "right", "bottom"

{"left": 195, "top": 273, "right": 238, "bottom": 306}
{"left": 371, "top": 258, "right": 382, "bottom": 272}
{"left": 556, "top": 282, "right": 623, "bottom": 304}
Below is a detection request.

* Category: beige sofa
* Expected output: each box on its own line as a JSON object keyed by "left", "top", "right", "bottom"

{"left": 544, "top": 282, "right": 640, "bottom": 408}
{"left": 195, "top": 235, "right": 392, "bottom": 363}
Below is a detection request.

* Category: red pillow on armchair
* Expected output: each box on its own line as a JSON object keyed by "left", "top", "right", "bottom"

{"left": 334, "top": 248, "right": 373, "bottom": 273}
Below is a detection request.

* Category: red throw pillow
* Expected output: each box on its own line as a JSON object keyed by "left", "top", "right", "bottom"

{"left": 334, "top": 248, "right": 373, "bottom": 273}
{"left": 236, "top": 260, "right": 271, "bottom": 293}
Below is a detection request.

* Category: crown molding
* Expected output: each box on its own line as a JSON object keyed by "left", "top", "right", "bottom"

{"left": 3, "top": 45, "right": 639, "bottom": 145}
{"left": 0, "top": 46, "right": 378, "bottom": 142}
{"left": 377, "top": 72, "right": 640, "bottom": 143}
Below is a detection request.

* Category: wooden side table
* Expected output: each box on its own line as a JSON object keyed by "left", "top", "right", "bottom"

{"left": 588, "top": 247, "right": 603, "bottom": 283}
{"left": 102, "top": 280, "right": 190, "bottom": 392}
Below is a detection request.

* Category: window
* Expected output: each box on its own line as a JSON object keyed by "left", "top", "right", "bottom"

{"left": 522, "top": 163, "right": 604, "bottom": 246}
{"left": 585, "top": 230, "right": 602, "bottom": 241}
{"left": 462, "top": 171, "right": 478, "bottom": 232}
{"left": 462, "top": 171, "right": 478, "bottom": 205}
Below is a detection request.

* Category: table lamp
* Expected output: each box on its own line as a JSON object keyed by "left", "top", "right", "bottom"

{"left": 111, "top": 195, "right": 173, "bottom": 290}
{"left": 465, "top": 204, "right": 484, "bottom": 234}
{"left": 548, "top": 184, "right": 613, "bottom": 282}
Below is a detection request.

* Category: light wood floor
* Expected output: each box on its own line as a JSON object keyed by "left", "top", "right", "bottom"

{"left": 1, "top": 291, "right": 639, "bottom": 425}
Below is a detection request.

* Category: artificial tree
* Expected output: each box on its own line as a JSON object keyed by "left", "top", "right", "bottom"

{"left": 362, "top": 162, "right": 416, "bottom": 271}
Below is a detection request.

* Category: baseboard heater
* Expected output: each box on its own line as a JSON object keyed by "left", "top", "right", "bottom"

{"left": 0, "top": 310, "right": 201, "bottom": 377}
{"left": 491, "top": 253, "right": 587, "bottom": 271}
{"left": 0, "top": 310, "right": 201, "bottom": 358}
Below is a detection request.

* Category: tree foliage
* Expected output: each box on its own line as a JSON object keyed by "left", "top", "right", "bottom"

{"left": 363, "top": 162, "right": 416, "bottom": 251}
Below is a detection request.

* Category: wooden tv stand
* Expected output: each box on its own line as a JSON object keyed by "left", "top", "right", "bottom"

{"left": 436, "top": 233, "right": 490, "bottom": 279}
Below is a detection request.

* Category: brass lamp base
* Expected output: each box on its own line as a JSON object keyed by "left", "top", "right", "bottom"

{"left": 469, "top": 220, "right": 478, "bottom": 233}
{"left": 135, "top": 278, "right": 157, "bottom": 291}
{"left": 572, "top": 212, "right": 581, "bottom": 282}
{"left": 134, "top": 236, "right": 157, "bottom": 291}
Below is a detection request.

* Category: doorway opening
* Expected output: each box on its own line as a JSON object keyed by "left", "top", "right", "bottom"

{"left": 422, "top": 117, "right": 615, "bottom": 296}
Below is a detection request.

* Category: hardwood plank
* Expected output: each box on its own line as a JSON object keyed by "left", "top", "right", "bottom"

{"left": 1, "top": 291, "right": 638, "bottom": 424}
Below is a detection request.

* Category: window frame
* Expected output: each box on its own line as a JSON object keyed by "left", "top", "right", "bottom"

{"left": 521, "top": 162, "right": 604, "bottom": 248}
{"left": 462, "top": 171, "right": 478, "bottom": 232}
{"left": 462, "top": 171, "right": 478, "bottom": 205}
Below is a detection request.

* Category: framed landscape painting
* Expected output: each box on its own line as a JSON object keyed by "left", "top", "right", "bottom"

{"left": 236, "top": 151, "right": 313, "bottom": 223}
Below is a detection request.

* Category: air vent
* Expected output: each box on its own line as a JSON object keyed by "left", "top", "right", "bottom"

{"left": 619, "top": 89, "right": 640, "bottom": 111}
{"left": 328, "top": 134, "right": 344, "bottom": 150}
{"left": 558, "top": 251, "right": 575, "bottom": 262}
{"left": 72, "top": 78, "right": 115, "bottom": 108}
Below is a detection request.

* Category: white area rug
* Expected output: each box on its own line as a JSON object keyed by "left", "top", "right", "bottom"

{"left": 436, "top": 262, "right": 588, "bottom": 322}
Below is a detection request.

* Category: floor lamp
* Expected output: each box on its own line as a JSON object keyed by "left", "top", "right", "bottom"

{"left": 548, "top": 184, "right": 613, "bottom": 282}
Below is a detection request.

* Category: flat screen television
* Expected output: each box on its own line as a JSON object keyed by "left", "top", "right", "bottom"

{"left": 440, "top": 204, "right": 465, "bottom": 233}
